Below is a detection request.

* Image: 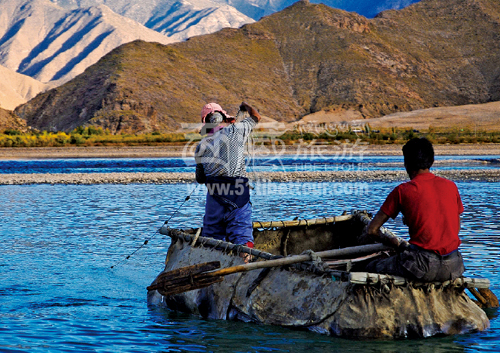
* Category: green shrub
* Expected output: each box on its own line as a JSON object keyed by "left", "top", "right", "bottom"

{"left": 3, "top": 129, "right": 22, "bottom": 136}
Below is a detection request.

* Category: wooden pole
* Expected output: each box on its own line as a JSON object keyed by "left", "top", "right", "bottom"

{"left": 199, "top": 243, "right": 391, "bottom": 279}
{"left": 149, "top": 243, "right": 392, "bottom": 296}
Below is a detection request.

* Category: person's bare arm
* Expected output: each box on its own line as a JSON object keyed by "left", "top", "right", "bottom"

{"left": 367, "top": 210, "right": 390, "bottom": 237}
{"left": 240, "top": 102, "right": 261, "bottom": 123}
{"left": 366, "top": 210, "right": 403, "bottom": 248}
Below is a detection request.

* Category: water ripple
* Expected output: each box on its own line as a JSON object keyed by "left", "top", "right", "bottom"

{"left": 0, "top": 180, "right": 499, "bottom": 352}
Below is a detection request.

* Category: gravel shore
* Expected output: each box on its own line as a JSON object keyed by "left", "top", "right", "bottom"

{"left": 1, "top": 169, "right": 499, "bottom": 185}
{"left": 1, "top": 143, "right": 499, "bottom": 185}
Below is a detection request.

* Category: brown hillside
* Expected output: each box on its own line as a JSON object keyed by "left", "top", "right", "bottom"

{"left": 15, "top": 0, "right": 500, "bottom": 133}
{"left": 0, "top": 108, "right": 26, "bottom": 131}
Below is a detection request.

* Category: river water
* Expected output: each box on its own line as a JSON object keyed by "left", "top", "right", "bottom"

{"left": 0, "top": 155, "right": 499, "bottom": 174}
{"left": 1, "top": 157, "right": 499, "bottom": 352}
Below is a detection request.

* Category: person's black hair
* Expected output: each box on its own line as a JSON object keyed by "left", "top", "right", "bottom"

{"left": 402, "top": 137, "right": 434, "bottom": 172}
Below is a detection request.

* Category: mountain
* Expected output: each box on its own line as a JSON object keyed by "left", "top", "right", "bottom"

{"left": 0, "top": 0, "right": 66, "bottom": 74}
{"left": 0, "top": 0, "right": 411, "bottom": 88}
{"left": 315, "top": 0, "right": 421, "bottom": 19}
{"left": 144, "top": 1, "right": 254, "bottom": 41}
{"left": 47, "top": 0, "right": 254, "bottom": 40}
{"left": 0, "top": 107, "right": 26, "bottom": 131}
{"left": 216, "top": 0, "right": 422, "bottom": 21}
{"left": 47, "top": 0, "right": 421, "bottom": 22}
{"left": 15, "top": 0, "right": 500, "bottom": 133}
{"left": 0, "top": 0, "right": 174, "bottom": 84}
{"left": 0, "top": 65, "right": 49, "bottom": 110}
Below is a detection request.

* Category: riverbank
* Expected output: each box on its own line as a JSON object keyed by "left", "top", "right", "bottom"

{"left": 1, "top": 169, "right": 499, "bottom": 185}
{"left": 1, "top": 143, "right": 500, "bottom": 159}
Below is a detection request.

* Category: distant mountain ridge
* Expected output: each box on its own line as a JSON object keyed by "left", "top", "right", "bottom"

{"left": 47, "top": 0, "right": 422, "bottom": 22}
{"left": 0, "top": 0, "right": 253, "bottom": 89}
{"left": 0, "top": 65, "right": 49, "bottom": 110}
{"left": 0, "top": 0, "right": 417, "bottom": 91}
{"left": 0, "top": 0, "right": 176, "bottom": 85}
{"left": 15, "top": 0, "right": 500, "bottom": 133}
{"left": 48, "top": 0, "right": 254, "bottom": 37}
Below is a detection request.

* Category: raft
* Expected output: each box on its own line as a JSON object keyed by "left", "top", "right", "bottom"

{"left": 147, "top": 211, "right": 494, "bottom": 339}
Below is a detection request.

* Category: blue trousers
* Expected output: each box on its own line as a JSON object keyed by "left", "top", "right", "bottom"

{"left": 201, "top": 192, "right": 253, "bottom": 245}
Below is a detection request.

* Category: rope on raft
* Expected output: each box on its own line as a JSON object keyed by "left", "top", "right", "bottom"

{"left": 162, "top": 227, "right": 346, "bottom": 278}
{"left": 301, "top": 249, "right": 330, "bottom": 273}
{"left": 163, "top": 227, "right": 281, "bottom": 261}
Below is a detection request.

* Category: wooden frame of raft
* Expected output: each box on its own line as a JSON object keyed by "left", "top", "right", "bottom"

{"left": 159, "top": 225, "right": 491, "bottom": 290}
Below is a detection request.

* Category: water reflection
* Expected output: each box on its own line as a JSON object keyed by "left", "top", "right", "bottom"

{"left": 147, "top": 307, "right": 468, "bottom": 353}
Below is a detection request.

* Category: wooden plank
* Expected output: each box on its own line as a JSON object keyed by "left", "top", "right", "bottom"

{"left": 349, "top": 272, "right": 490, "bottom": 288}
{"left": 349, "top": 272, "right": 406, "bottom": 286}
{"left": 458, "top": 277, "right": 490, "bottom": 289}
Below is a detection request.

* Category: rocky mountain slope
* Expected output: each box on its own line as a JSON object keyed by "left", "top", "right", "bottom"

{"left": 15, "top": 0, "right": 500, "bottom": 133}
{"left": 0, "top": 65, "right": 49, "bottom": 110}
{"left": 0, "top": 107, "right": 26, "bottom": 131}
{"left": 0, "top": 0, "right": 175, "bottom": 84}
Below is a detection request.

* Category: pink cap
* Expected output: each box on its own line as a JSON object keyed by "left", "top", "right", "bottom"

{"left": 200, "top": 102, "right": 229, "bottom": 123}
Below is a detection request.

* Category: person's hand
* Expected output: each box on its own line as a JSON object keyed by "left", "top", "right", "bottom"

{"left": 380, "top": 233, "right": 410, "bottom": 251}
{"left": 240, "top": 252, "right": 252, "bottom": 264}
{"left": 239, "top": 102, "right": 260, "bottom": 120}
{"left": 239, "top": 102, "right": 261, "bottom": 123}
{"left": 384, "top": 235, "right": 401, "bottom": 248}
{"left": 397, "top": 240, "right": 410, "bottom": 251}
{"left": 358, "top": 225, "right": 374, "bottom": 244}
{"left": 239, "top": 102, "right": 251, "bottom": 112}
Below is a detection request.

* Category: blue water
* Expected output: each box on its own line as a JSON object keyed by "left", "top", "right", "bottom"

{"left": 1, "top": 155, "right": 499, "bottom": 174}
{"left": 1, "top": 177, "right": 499, "bottom": 352}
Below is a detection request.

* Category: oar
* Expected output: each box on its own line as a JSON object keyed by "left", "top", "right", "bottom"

{"left": 147, "top": 243, "right": 391, "bottom": 296}
{"left": 468, "top": 287, "right": 500, "bottom": 309}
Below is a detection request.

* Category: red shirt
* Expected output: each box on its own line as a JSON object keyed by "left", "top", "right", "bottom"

{"left": 381, "top": 172, "right": 464, "bottom": 255}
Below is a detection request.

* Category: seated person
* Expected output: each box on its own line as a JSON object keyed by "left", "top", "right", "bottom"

{"left": 365, "top": 137, "right": 465, "bottom": 282}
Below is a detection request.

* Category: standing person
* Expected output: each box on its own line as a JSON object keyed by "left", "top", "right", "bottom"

{"left": 365, "top": 137, "right": 465, "bottom": 282}
{"left": 195, "top": 102, "right": 261, "bottom": 261}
